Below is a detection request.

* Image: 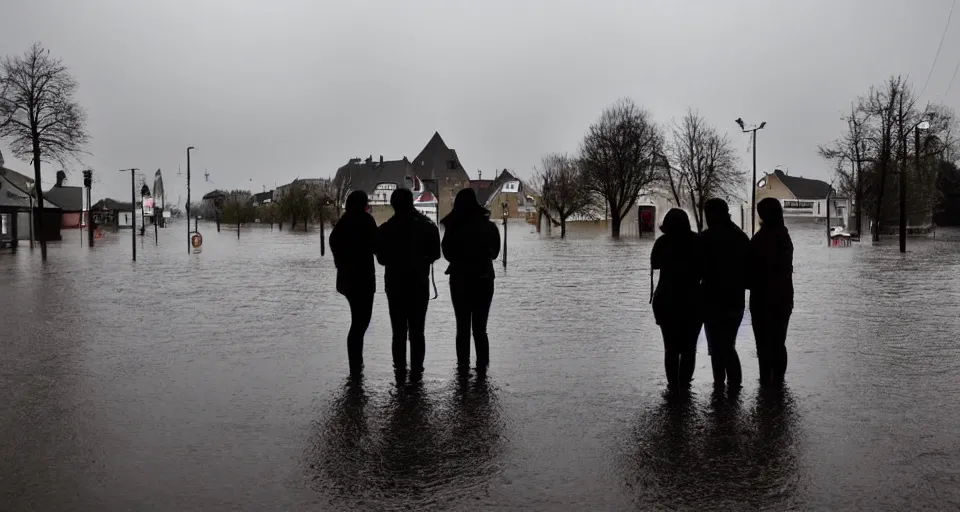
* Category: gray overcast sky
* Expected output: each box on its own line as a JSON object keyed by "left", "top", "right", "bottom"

{"left": 3, "top": 0, "right": 959, "bottom": 203}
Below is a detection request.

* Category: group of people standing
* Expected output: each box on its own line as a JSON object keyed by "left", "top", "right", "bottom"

{"left": 331, "top": 186, "right": 794, "bottom": 392}
{"left": 329, "top": 187, "right": 500, "bottom": 383}
{"left": 651, "top": 197, "right": 795, "bottom": 391}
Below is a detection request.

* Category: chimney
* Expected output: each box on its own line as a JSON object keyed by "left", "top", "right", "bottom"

{"left": 478, "top": 170, "right": 482, "bottom": 180}
{"left": 55, "top": 170, "right": 66, "bottom": 187}
{"left": 380, "top": 155, "right": 383, "bottom": 164}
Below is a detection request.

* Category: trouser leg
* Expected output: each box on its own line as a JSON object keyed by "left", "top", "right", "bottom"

{"left": 752, "top": 312, "right": 771, "bottom": 384}
{"left": 408, "top": 284, "right": 429, "bottom": 374}
{"left": 386, "top": 291, "right": 408, "bottom": 371}
{"left": 346, "top": 292, "right": 374, "bottom": 375}
{"left": 661, "top": 325, "right": 680, "bottom": 388}
{"left": 450, "top": 277, "right": 472, "bottom": 367}
{"left": 472, "top": 279, "right": 494, "bottom": 369}
{"left": 771, "top": 310, "right": 791, "bottom": 383}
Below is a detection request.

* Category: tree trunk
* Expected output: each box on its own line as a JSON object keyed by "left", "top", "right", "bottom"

{"left": 32, "top": 139, "right": 47, "bottom": 260}
{"left": 560, "top": 217, "right": 567, "bottom": 239}
{"left": 215, "top": 211, "right": 221, "bottom": 232}
{"left": 610, "top": 210, "right": 622, "bottom": 238}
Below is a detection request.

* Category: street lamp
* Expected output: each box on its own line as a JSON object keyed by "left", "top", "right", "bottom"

{"left": 118, "top": 168, "right": 139, "bottom": 261}
{"left": 186, "top": 146, "right": 195, "bottom": 254}
{"left": 501, "top": 200, "right": 509, "bottom": 269}
{"left": 900, "top": 117, "right": 932, "bottom": 253}
{"left": 82, "top": 169, "right": 93, "bottom": 247}
{"left": 736, "top": 118, "right": 766, "bottom": 235}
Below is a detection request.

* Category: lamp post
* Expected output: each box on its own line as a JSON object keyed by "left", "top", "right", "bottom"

{"left": 501, "top": 200, "right": 509, "bottom": 269}
{"left": 82, "top": 170, "right": 93, "bottom": 247}
{"left": 900, "top": 119, "right": 931, "bottom": 253}
{"left": 186, "top": 146, "right": 195, "bottom": 254}
{"left": 736, "top": 117, "right": 766, "bottom": 235}
{"left": 118, "top": 168, "right": 139, "bottom": 261}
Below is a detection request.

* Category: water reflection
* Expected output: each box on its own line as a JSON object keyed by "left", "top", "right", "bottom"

{"left": 623, "top": 388, "right": 801, "bottom": 509}
{"left": 304, "top": 372, "right": 505, "bottom": 509}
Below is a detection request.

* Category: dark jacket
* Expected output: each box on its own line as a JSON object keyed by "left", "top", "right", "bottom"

{"left": 700, "top": 220, "right": 751, "bottom": 317}
{"left": 651, "top": 232, "right": 703, "bottom": 325}
{"left": 329, "top": 211, "right": 378, "bottom": 296}
{"left": 440, "top": 213, "right": 500, "bottom": 280}
{"left": 748, "top": 225, "right": 794, "bottom": 311}
{"left": 376, "top": 211, "right": 441, "bottom": 292}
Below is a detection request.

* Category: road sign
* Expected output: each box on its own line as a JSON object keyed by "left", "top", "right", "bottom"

{"left": 190, "top": 231, "right": 203, "bottom": 254}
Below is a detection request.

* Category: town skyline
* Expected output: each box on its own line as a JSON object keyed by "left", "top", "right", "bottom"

{"left": 2, "top": 0, "right": 959, "bottom": 202}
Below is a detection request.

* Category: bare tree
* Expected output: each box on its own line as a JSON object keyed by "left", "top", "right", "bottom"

{"left": 580, "top": 98, "right": 664, "bottom": 238}
{"left": 819, "top": 102, "right": 870, "bottom": 235}
{"left": 534, "top": 153, "right": 595, "bottom": 238}
{"left": 666, "top": 109, "right": 744, "bottom": 232}
{"left": 0, "top": 43, "right": 89, "bottom": 260}
{"left": 329, "top": 171, "right": 352, "bottom": 220}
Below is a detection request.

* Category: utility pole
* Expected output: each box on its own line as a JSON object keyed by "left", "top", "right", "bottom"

{"left": 118, "top": 168, "right": 139, "bottom": 261}
{"left": 736, "top": 118, "right": 767, "bottom": 235}
{"left": 186, "top": 146, "right": 195, "bottom": 254}
{"left": 501, "top": 201, "right": 508, "bottom": 269}
{"left": 83, "top": 170, "right": 93, "bottom": 247}
{"left": 901, "top": 120, "right": 930, "bottom": 253}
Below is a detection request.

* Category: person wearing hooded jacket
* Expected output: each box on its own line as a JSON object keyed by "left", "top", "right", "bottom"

{"left": 376, "top": 188, "right": 441, "bottom": 382}
{"left": 749, "top": 197, "right": 795, "bottom": 386}
{"left": 440, "top": 188, "right": 501, "bottom": 372}
{"left": 329, "top": 190, "right": 378, "bottom": 377}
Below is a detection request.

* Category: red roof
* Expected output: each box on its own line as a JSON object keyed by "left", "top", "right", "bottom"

{"left": 415, "top": 190, "right": 436, "bottom": 203}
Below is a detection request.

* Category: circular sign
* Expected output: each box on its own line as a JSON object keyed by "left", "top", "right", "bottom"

{"left": 190, "top": 232, "right": 203, "bottom": 251}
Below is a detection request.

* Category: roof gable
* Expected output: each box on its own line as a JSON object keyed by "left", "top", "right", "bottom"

{"left": 773, "top": 169, "right": 833, "bottom": 199}
{"left": 0, "top": 167, "right": 34, "bottom": 193}
{"left": 411, "top": 131, "right": 470, "bottom": 182}
{"left": 44, "top": 186, "right": 83, "bottom": 211}
{"left": 335, "top": 157, "right": 414, "bottom": 196}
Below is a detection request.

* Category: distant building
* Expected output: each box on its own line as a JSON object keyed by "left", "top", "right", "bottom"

{"left": 0, "top": 165, "right": 63, "bottom": 242}
{"left": 45, "top": 171, "right": 85, "bottom": 229}
{"left": 473, "top": 169, "right": 538, "bottom": 220}
{"left": 333, "top": 132, "right": 471, "bottom": 220}
{"left": 756, "top": 169, "right": 850, "bottom": 227}
{"left": 92, "top": 198, "right": 135, "bottom": 228}
{"left": 252, "top": 190, "right": 274, "bottom": 206}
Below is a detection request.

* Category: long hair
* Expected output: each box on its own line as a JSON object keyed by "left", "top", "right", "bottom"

{"left": 659, "top": 208, "right": 692, "bottom": 235}
{"left": 757, "top": 197, "right": 785, "bottom": 228}
{"left": 440, "top": 188, "right": 489, "bottom": 226}
{"left": 344, "top": 190, "right": 369, "bottom": 215}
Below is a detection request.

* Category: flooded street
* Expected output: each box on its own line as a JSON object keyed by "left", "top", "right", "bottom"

{"left": 2, "top": 222, "right": 959, "bottom": 510}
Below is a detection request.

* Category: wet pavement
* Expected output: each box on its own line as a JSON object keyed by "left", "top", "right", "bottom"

{"left": 2, "top": 222, "right": 959, "bottom": 510}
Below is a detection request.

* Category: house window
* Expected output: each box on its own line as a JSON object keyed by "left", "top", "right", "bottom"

{"left": 448, "top": 160, "right": 457, "bottom": 170}
{"left": 783, "top": 200, "right": 814, "bottom": 210}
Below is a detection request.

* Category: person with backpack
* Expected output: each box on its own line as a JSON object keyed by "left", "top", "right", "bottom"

{"left": 376, "top": 188, "right": 441, "bottom": 383}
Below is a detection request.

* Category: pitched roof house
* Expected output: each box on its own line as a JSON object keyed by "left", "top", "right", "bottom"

{"left": 756, "top": 168, "right": 850, "bottom": 225}
{"left": 333, "top": 132, "right": 471, "bottom": 218}
{"left": 480, "top": 169, "right": 538, "bottom": 219}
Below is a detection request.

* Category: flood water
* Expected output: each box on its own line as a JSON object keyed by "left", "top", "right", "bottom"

{"left": 2, "top": 221, "right": 959, "bottom": 510}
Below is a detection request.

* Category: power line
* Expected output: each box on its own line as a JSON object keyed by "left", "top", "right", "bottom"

{"left": 945, "top": 52, "right": 960, "bottom": 97}
{"left": 919, "top": 0, "right": 957, "bottom": 99}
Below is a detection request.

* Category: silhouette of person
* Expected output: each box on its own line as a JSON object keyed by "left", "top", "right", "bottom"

{"left": 749, "top": 198, "right": 794, "bottom": 386}
{"left": 376, "top": 188, "right": 441, "bottom": 382}
{"left": 329, "top": 190, "right": 378, "bottom": 377}
{"left": 701, "top": 198, "right": 751, "bottom": 389}
{"left": 439, "top": 188, "right": 501, "bottom": 373}
{"left": 651, "top": 208, "right": 703, "bottom": 391}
